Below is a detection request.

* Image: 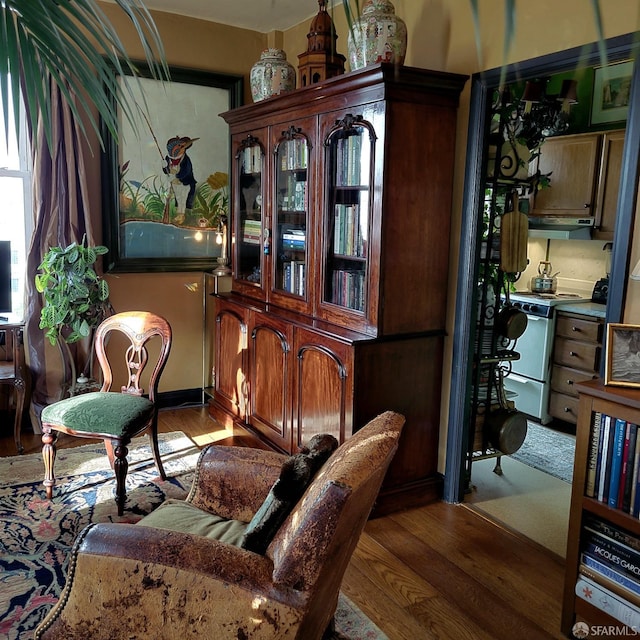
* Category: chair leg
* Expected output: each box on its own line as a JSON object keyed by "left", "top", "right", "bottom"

{"left": 113, "top": 440, "right": 129, "bottom": 516}
{"left": 13, "top": 380, "right": 25, "bottom": 455}
{"left": 149, "top": 419, "right": 166, "bottom": 480}
{"left": 42, "top": 428, "right": 57, "bottom": 499}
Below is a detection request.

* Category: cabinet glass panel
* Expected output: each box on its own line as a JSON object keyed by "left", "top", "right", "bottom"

{"left": 274, "top": 133, "right": 309, "bottom": 297}
{"left": 324, "top": 119, "right": 372, "bottom": 312}
{"left": 236, "top": 140, "right": 263, "bottom": 285}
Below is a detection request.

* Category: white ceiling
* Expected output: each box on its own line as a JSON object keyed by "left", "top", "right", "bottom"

{"left": 138, "top": 0, "right": 322, "bottom": 33}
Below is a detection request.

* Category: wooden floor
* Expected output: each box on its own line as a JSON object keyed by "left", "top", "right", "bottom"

{"left": 1, "top": 406, "right": 568, "bottom": 640}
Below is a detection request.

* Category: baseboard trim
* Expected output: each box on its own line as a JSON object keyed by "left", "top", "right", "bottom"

{"left": 157, "top": 388, "right": 203, "bottom": 409}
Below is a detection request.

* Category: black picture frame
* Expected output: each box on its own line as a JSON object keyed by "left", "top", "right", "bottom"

{"left": 101, "top": 62, "right": 243, "bottom": 272}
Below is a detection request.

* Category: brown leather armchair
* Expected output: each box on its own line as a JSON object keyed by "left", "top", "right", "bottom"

{"left": 34, "top": 411, "right": 404, "bottom": 640}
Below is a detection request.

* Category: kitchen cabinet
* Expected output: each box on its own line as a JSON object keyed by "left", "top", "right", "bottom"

{"left": 209, "top": 63, "right": 467, "bottom": 514}
{"left": 549, "top": 311, "right": 604, "bottom": 425}
{"left": 594, "top": 129, "right": 625, "bottom": 240}
{"left": 531, "top": 129, "right": 625, "bottom": 239}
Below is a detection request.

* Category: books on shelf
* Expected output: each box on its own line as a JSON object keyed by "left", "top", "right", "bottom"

{"left": 588, "top": 411, "right": 640, "bottom": 515}
{"left": 242, "top": 219, "right": 261, "bottom": 245}
{"left": 330, "top": 268, "right": 365, "bottom": 311}
{"left": 242, "top": 145, "right": 262, "bottom": 174}
{"left": 333, "top": 204, "right": 367, "bottom": 258}
{"left": 335, "top": 133, "right": 363, "bottom": 186}
{"left": 281, "top": 229, "right": 306, "bottom": 251}
{"left": 282, "top": 260, "right": 305, "bottom": 296}
{"left": 280, "top": 139, "right": 308, "bottom": 171}
{"left": 575, "top": 574, "right": 640, "bottom": 628}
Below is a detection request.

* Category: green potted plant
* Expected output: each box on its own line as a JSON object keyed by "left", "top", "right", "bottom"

{"left": 35, "top": 237, "right": 112, "bottom": 396}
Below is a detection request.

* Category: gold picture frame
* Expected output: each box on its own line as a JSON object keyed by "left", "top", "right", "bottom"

{"left": 605, "top": 323, "right": 640, "bottom": 387}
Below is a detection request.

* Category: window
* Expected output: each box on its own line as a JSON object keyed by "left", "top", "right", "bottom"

{"left": 0, "top": 87, "right": 32, "bottom": 320}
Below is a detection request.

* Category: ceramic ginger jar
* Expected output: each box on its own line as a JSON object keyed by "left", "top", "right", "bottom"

{"left": 250, "top": 49, "right": 296, "bottom": 102}
{"left": 347, "top": 0, "right": 407, "bottom": 70}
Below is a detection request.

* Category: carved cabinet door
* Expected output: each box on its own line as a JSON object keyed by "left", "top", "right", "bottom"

{"left": 248, "top": 312, "right": 294, "bottom": 451}
{"left": 213, "top": 298, "right": 249, "bottom": 421}
{"left": 292, "top": 327, "right": 354, "bottom": 450}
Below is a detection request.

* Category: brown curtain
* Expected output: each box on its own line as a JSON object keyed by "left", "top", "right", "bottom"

{"left": 24, "top": 77, "right": 95, "bottom": 430}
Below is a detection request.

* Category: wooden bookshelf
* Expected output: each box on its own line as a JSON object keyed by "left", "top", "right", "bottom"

{"left": 563, "top": 378, "right": 640, "bottom": 635}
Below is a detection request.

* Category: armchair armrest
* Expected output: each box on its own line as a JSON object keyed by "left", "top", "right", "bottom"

{"left": 187, "top": 444, "right": 286, "bottom": 521}
{"left": 35, "top": 523, "right": 306, "bottom": 640}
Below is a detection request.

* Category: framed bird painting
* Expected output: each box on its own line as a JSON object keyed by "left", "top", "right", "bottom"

{"left": 101, "top": 62, "right": 243, "bottom": 272}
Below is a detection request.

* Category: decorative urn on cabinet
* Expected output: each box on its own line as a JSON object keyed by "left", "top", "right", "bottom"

{"left": 250, "top": 49, "right": 296, "bottom": 102}
{"left": 347, "top": 0, "right": 407, "bottom": 70}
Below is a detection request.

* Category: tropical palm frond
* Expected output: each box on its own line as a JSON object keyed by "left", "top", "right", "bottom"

{"left": 0, "top": 0, "right": 168, "bottom": 149}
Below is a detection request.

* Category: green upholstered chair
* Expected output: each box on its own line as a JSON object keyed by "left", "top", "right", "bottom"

{"left": 41, "top": 311, "right": 172, "bottom": 516}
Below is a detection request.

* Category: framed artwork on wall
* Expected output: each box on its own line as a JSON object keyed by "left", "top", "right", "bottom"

{"left": 605, "top": 323, "right": 640, "bottom": 388}
{"left": 101, "top": 62, "right": 243, "bottom": 272}
{"left": 590, "top": 60, "right": 633, "bottom": 126}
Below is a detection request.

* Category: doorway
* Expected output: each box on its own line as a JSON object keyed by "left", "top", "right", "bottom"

{"left": 444, "top": 33, "right": 640, "bottom": 532}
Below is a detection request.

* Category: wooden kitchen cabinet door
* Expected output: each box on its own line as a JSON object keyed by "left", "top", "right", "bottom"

{"left": 594, "top": 129, "right": 625, "bottom": 239}
{"left": 531, "top": 133, "right": 601, "bottom": 216}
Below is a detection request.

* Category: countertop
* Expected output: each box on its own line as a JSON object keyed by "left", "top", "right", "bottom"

{"left": 556, "top": 301, "right": 607, "bottom": 318}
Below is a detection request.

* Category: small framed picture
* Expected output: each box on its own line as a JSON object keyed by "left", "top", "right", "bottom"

{"left": 591, "top": 60, "right": 633, "bottom": 126}
{"left": 605, "top": 323, "right": 640, "bottom": 387}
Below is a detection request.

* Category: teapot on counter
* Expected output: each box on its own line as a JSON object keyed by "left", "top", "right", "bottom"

{"left": 530, "top": 260, "right": 559, "bottom": 294}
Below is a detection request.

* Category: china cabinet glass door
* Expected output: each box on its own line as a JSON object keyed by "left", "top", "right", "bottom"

{"left": 324, "top": 115, "right": 373, "bottom": 313}
{"left": 274, "top": 127, "right": 310, "bottom": 298}
{"left": 235, "top": 135, "right": 264, "bottom": 287}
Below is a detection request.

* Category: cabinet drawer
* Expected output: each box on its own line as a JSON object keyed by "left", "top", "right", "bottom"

{"left": 549, "top": 391, "right": 580, "bottom": 424}
{"left": 551, "top": 365, "right": 598, "bottom": 397}
{"left": 554, "top": 336, "right": 600, "bottom": 371}
{"left": 556, "top": 315, "right": 602, "bottom": 343}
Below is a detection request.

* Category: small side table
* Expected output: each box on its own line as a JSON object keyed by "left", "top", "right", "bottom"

{"left": 0, "top": 320, "right": 30, "bottom": 454}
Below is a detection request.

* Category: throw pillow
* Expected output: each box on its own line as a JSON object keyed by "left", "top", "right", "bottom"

{"left": 241, "top": 433, "right": 338, "bottom": 554}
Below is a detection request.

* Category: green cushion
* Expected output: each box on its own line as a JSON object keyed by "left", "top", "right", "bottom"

{"left": 41, "top": 392, "right": 154, "bottom": 437}
{"left": 137, "top": 499, "right": 248, "bottom": 545}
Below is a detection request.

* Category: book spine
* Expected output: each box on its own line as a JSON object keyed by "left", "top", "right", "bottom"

{"left": 622, "top": 423, "right": 637, "bottom": 512}
{"left": 585, "top": 517, "right": 640, "bottom": 554}
{"left": 598, "top": 415, "right": 613, "bottom": 503}
{"left": 583, "top": 535, "right": 640, "bottom": 581}
{"left": 609, "top": 418, "right": 627, "bottom": 507}
{"left": 587, "top": 411, "right": 603, "bottom": 497}
{"left": 576, "top": 574, "right": 640, "bottom": 628}
{"left": 581, "top": 553, "right": 640, "bottom": 599}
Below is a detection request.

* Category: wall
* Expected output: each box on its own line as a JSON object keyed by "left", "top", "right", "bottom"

{"left": 91, "top": 3, "right": 639, "bottom": 461}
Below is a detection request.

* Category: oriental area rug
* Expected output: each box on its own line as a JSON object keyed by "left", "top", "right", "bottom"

{"left": 0, "top": 432, "right": 387, "bottom": 640}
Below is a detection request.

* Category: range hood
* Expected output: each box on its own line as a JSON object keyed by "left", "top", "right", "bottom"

{"left": 527, "top": 216, "right": 594, "bottom": 240}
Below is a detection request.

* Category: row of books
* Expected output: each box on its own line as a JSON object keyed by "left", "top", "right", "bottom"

{"left": 281, "top": 229, "right": 305, "bottom": 252}
{"left": 241, "top": 146, "right": 262, "bottom": 175}
{"left": 333, "top": 204, "right": 367, "bottom": 258}
{"left": 577, "top": 516, "right": 640, "bottom": 627}
{"left": 282, "top": 260, "right": 305, "bottom": 296}
{"left": 586, "top": 412, "right": 640, "bottom": 515}
{"left": 329, "top": 268, "right": 365, "bottom": 311}
{"left": 280, "top": 176, "right": 307, "bottom": 212}
{"left": 279, "top": 139, "right": 308, "bottom": 171}
{"left": 242, "top": 219, "right": 262, "bottom": 245}
{"left": 334, "top": 134, "right": 367, "bottom": 187}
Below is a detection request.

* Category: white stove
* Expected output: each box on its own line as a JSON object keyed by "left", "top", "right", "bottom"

{"left": 504, "top": 291, "right": 591, "bottom": 424}
{"left": 508, "top": 291, "right": 592, "bottom": 318}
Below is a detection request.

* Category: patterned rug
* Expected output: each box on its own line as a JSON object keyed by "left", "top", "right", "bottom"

{"left": 510, "top": 421, "right": 576, "bottom": 484}
{"left": 0, "top": 432, "right": 386, "bottom": 639}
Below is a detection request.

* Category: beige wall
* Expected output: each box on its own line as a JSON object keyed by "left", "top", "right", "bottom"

{"left": 90, "top": 3, "right": 639, "bottom": 442}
